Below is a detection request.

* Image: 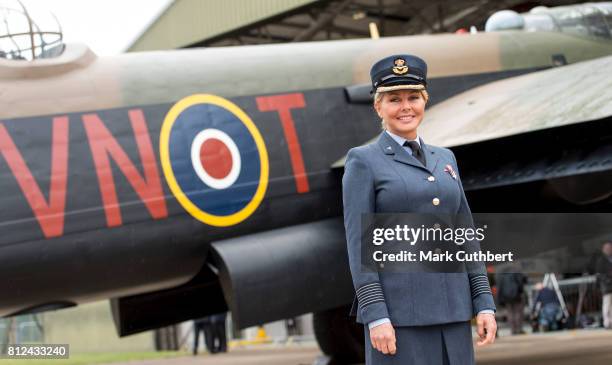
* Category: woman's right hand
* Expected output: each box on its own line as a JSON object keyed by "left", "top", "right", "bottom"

{"left": 370, "top": 322, "right": 397, "bottom": 355}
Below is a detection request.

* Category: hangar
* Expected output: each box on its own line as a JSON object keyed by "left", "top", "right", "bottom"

{"left": 127, "top": 0, "right": 587, "bottom": 50}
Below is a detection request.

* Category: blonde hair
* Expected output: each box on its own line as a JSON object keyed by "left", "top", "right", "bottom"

{"left": 374, "top": 89, "right": 429, "bottom": 130}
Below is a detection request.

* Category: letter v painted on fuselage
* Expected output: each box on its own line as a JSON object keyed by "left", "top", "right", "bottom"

{"left": 0, "top": 117, "right": 69, "bottom": 238}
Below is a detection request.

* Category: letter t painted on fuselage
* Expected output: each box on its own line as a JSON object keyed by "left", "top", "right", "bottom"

{"left": 256, "top": 93, "right": 309, "bottom": 194}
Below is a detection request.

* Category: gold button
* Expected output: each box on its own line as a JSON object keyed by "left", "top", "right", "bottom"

{"left": 432, "top": 198, "right": 440, "bottom": 206}
{"left": 428, "top": 176, "right": 435, "bottom": 182}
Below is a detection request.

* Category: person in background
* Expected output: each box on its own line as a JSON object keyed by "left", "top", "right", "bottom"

{"left": 192, "top": 317, "right": 211, "bottom": 356}
{"left": 209, "top": 312, "right": 228, "bottom": 353}
{"left": 193, "top": 313, "right": 228, "bottom": 354}
{"left": 531, "top": 282, "right": 562, "bottom": 332}
{"left": 496, "top": 270, "right": 527, "bottom": 335}
{"left": 596, "top": 241, "right": 612, "bottom": 329}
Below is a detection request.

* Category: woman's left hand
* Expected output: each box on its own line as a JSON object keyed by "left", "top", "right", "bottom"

{"left": 475, "top": 313, "right": 497, "bottom": 346}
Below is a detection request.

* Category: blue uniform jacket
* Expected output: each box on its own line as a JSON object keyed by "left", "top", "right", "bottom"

{"left": 343, "top": 131, "right": 496, "bottom": 326}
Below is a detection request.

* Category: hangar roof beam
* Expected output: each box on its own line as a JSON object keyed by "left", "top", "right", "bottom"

{"left": 293, "top": 0, "right": 354, "bottom": 41}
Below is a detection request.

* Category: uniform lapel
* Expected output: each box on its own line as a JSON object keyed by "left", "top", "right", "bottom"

{"left": 420, "top": 139, "right": 440, "bottom": 173}
{"left": 377, "top": 132, "right": 430, "bottom": 172}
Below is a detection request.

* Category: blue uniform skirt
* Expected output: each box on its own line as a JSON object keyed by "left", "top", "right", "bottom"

{"left": 364, "top": 321, "right": 474, "bottom": 365}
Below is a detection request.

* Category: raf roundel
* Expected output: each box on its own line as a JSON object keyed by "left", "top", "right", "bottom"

{"left": 160, "top": 94, "right": 269, "bottom": 227}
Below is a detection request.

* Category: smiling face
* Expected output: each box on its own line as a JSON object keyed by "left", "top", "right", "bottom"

{"left": 374, "top": 89, "right": 426, "bottom": 140}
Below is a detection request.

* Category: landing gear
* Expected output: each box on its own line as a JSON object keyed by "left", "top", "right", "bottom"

{"left": 313, "top": 305, "right": 364, "bottom": 365}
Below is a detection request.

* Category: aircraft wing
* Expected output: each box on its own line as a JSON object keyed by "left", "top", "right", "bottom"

{"left": 333, "top": 54, "right": 612, "bottom": 167}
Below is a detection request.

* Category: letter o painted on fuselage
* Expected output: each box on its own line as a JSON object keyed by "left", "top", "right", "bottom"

{"left": 160, "top": 94, "right": 269, "bottom": 227}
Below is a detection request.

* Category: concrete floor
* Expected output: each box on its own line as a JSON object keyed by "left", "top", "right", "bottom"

{"left": 109, "top": 346, "right": 319, "bottom": 365}
{"left": 106, "top": 329, "right": 612, "bottom": 365}
{"left": 476, "top": 328, "right": 612, "bottom": 365}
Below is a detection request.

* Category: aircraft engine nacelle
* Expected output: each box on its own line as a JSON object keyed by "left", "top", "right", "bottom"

{"left": 210, "top": 217, "right": 354, "bottom": 329}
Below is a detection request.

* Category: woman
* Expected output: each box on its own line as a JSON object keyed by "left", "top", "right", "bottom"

{"left": 343, "top": 54, "right": 497, "bottom": 364}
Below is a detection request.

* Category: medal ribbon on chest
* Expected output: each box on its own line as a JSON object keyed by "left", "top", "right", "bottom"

{"left": 444, "top": 164, "right": 458, "bottom": 180}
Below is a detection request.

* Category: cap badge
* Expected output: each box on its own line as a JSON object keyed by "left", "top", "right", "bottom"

{"left": 392, "top": 58, "right": 408, "bottom": 75}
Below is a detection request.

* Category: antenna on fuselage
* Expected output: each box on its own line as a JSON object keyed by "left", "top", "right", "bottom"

{"left": 369, "top": 22, "right": 380, "bottom": 39}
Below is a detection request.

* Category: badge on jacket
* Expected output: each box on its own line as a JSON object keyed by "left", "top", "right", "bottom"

{"left": 444, "top": 164, "right": 458, "bottom": 180}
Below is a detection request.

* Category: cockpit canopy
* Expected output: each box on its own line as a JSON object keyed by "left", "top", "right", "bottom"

{"left": 486, "top": 2, "right": 612, "bottom": 40}
{"left": 0, "top": 0, "right": 64, "bottom": 61}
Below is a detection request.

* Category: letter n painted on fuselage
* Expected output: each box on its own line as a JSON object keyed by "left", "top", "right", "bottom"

{"left": 83, "top": 109, "right": 167, "bottom": 227}
{"left": 0, "top": 117, "right": 69, "bottom": 238}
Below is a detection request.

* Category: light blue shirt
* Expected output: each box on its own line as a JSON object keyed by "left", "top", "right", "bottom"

{"left": 384, "top": 129, "right": 421, "bottom": 156}
{"left": 369, "top": 130, "right": 495, "bottom": 330}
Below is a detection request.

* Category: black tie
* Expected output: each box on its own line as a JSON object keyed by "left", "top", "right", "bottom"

{"left": 404, "top": 140, "right": 426, "bottom": 166}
